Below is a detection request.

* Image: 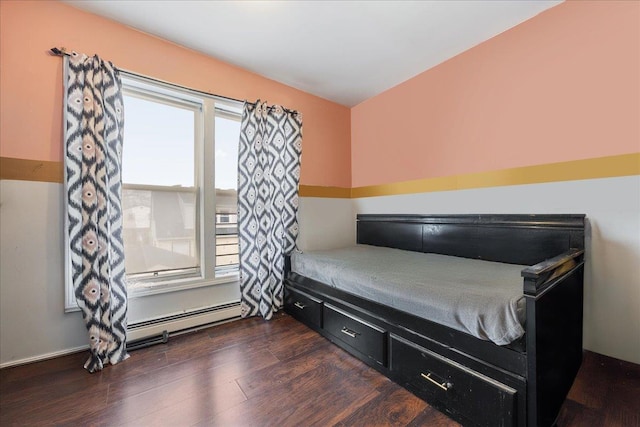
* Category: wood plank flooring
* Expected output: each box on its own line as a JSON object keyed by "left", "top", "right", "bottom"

{"left": 1, "top": 313, "right": 638, "bottom": 426}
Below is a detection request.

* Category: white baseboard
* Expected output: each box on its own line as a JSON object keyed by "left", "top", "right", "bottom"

{"left": 0, "top": 345, "right": 89, "bottom": 369}
{"left": 1, "top": 302, "right": 242, "bottom": 369}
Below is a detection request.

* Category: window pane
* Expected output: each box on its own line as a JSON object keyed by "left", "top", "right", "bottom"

{"left": 215, "top": 115, "right": 240, "bottom": 275}
{"left": 121, "top": 94, "right": 199, "bottom": 277}
{"left": 122, "top": 95, "right": 195, "bottom": 187}
{"left": 123, "top": 188, "right": 198, "bottom": 275}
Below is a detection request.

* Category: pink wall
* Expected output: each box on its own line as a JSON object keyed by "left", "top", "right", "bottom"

{"left": 351, "top": 1, "right": 640, "bottom": 187}
{"left": 3, "top": 1, "right": 638, "bottom": 190}
{"left": 0, "top": 1, "right": 351, "bottom": 188}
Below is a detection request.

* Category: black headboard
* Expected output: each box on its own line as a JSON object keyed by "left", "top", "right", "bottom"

{"left": 356, "top": 214, "right": 585, "bottom": 265}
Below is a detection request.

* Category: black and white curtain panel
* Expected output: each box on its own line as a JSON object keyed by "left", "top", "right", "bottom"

{"left": 238, "top": 101, "right": 303, "bottom": 320}
{"left": 64, "top": 52, "right": 129, "bottom": 372}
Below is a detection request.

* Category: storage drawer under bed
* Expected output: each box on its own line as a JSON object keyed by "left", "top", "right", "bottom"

{"left": 323, "top": 304, "right": 387, "bottom": 367}
{"left": 390, "top": 334, "right": 517, "bottom": 427}
{"left": 284, "top": 286, "right": 323, "bottom": 329}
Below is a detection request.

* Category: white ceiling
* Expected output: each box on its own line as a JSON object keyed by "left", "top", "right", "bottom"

{"left": 65, "top": 0, "right": 562, "bottom": 107}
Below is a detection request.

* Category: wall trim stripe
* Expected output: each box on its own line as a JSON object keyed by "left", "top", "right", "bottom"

{"left": 351, "top": 153, "right": 640, "bottom": 198}
{"left": 299, "top": 185, "right": 351, "bottom": 198}
{"left": 0, "top": 157, "right": 63, "bottom": 183}
{"left": 3, "top": 153, "right": 638, "bottom": 198}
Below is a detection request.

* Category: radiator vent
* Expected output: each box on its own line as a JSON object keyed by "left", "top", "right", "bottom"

{"left": 126, "top": 302, "right": 241, "bottom": 345}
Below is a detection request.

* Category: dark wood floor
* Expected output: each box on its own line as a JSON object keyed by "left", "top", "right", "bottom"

{"left": 1, "top": 313, "right": 638, "bottom": 426}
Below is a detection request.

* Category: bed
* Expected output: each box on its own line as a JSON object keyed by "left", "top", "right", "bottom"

{"left": 284, "top": 214, "right": 585, "bottom": 427}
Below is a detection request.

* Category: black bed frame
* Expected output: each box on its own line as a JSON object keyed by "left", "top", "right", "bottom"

{"left": 284, "top": 214, "right": 585, "bottom": 427}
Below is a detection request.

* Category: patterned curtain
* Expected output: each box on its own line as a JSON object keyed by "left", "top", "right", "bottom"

{"left": 64, "top": 52, "right": 129, "bottom": 372}
{"left": 238, "top": 101, "right": 303, "bottom": 320}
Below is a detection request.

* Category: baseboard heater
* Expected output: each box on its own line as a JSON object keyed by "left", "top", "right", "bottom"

{"left": 126, "top": 301, "right": 241, "bottom": 351}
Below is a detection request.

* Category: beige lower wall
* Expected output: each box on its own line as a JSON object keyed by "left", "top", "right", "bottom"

{"left": 0, "top": 180, "right": 354, "bottom": 366}
{"left": 2, "top": 176, "right": 638, "bottom": 366}
{"left": 0, "top": 180, "right": 87, "bottom": 365}
{"left": 298, "top": 197, "right": 356, "bottom": 251}
{"left": 353, "top": 175, "right": 640, "bottom": 364}
{"left": 284, "top": 173, "right": 640, "bottom": 364}
{"left": 0, "top": 180, "right": 240, "bottom": 366}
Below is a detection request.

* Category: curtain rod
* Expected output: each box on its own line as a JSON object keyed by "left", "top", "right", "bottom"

{"left": 50, "top": 47, "right": 299, "bottom": 115}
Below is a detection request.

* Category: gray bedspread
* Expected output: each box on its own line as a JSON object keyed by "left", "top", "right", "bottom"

{"left": 290, "top": 245, "right": 527, "bottom": 345}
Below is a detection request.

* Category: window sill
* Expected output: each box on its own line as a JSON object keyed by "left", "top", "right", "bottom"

{"left": 128, "top": 274, "right": 240, "bottom": 299}
{"left": 64, "top": 274, "right": 239, "bottom": 313}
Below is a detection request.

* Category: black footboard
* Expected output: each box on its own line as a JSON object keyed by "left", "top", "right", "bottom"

{"left": 523, "top": 249, "right": 585, "bottom": 426}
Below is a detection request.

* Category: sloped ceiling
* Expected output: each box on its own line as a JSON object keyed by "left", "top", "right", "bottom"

{"left": 65, "top": 1, "right": 562, "bottom": 106}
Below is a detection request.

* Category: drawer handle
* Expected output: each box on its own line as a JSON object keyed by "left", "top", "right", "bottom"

{"left": 340, "top": 327, "right": 359, "bottom": 338}
{"left": 294, "top": 302, "right": 306, "bottom": 310}
{"left": 421, "top": 372, "right": 453, "bottom": 391}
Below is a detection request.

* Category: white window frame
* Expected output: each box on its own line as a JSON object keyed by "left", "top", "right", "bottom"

{"left": 64, "top": 73, "right": 242, "bottom": 311}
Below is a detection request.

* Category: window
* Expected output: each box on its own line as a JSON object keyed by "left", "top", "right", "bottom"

{"left": 121, "top": 92, "right": 199, "bottom": 277}
{"left": 213, "top": 114, "right": 240, "bottom": 276}
{"left": 64, "top": 73, "right": 242, "bottom": 310}
{"left": 121, "top": 75, "right": 242, "bottom": 294}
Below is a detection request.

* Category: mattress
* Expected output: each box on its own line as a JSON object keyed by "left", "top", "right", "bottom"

{"left": 290, "top": 245, "right": 527, "bottom": 345}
